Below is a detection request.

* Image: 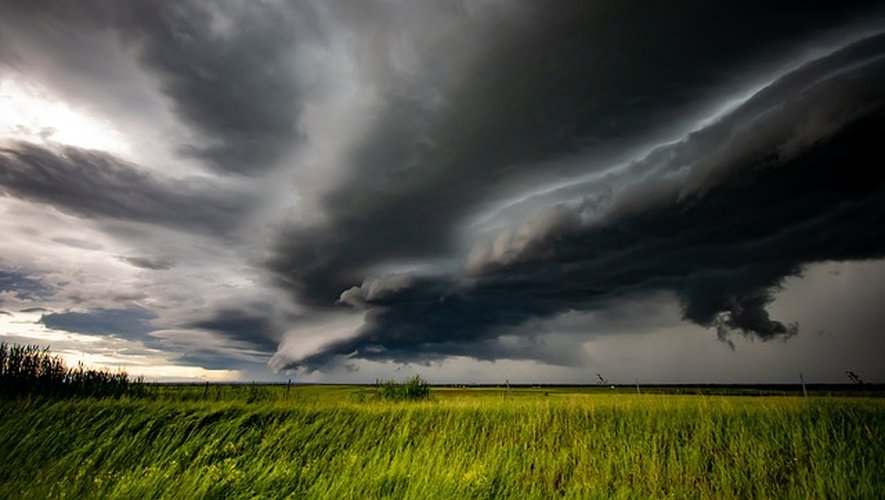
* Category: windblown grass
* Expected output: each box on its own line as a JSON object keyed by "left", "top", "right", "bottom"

{"left": 1, "top": 387, "right": 882, "bottom": 498}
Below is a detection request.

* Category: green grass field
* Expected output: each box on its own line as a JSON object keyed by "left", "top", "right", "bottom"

{"left": 1, "top": 386, "right": 883, "bottom": 498}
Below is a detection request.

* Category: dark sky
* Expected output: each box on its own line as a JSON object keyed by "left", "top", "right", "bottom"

{"left": 1, "top": 1, "right": 884, "bottom": 382}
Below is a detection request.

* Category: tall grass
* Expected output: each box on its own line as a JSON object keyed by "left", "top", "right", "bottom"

{"left": 0, "top": 388, "right": 882, "bottom": 498}
{"left": 0, "top": 342, "right": 143, "bottom": 399}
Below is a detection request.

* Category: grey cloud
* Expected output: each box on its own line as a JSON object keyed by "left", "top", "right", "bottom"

{"left": 148, "top": 327, "right": 279, "bottom": 371}
{"left": 0, "top": 142, "right": 251, "bottom": 235}
{"left": 40, "top": 306, "right": 158, "bottom": 339}
{"left": 338, "top": 274, "right": 415, "bottom": 309}
{"left": 3, "top": 1, "right": 885, "bottom": 381}
{"left": 118, "top": 256, "right": 174, "bottom": 271}
{"left": 470, "top": 33, "right": 885, "bottom": 271}
{"left": 186, "top": 308, "right": 280, "bottom": 355}
{"left": 0, "top": 269, "right": 53, "bottom": 301}
{"left": 268, "top": 1, "right": 884, "bottom": 306}
{"left": 51, "top": 237, "right": 104, "bottom": 251}
{"left": 322, "top": 295, "right": 686, "bottom": 369}
{"left": 174, "top": 353, "right": 257, "bottom": 371}
{"left": 0, "top": 0, "right": 321, "bottom": 174}
{"left": 119, "top": 1, "right": 321, "bottom": 173}
{"left": 284, "top": 39, "right": 885, "bottom": 370}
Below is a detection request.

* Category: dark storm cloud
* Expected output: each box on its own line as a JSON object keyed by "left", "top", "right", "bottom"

{"left": 0, "top": 142, "right": 250, "bottom": 234}
{"left": 118, "top": 1, "right": 319, "bottom": 173}
{"left": 3, "top": 0, "right": 885, "bottom": 378}
{"left": 41, "top": 306, "right": 158, "bottom": 339}
{"left": 285, "top": 32, "right": 885, "bottom": 370}
{"left": 269, "top": 1, "right": 884, "bottom": 306}
{"left": 186, "top": 309, "right": 280, "bottom": 354}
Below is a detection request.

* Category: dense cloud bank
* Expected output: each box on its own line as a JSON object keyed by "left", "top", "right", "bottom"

{"left": 1, "top": 1, "right": 884, "bottom": 377}
{"left": 284, "top": 32, "right": 885, "bottom": 370}
{"left": 268, "top": 1, "right": 885, "bottom": 306}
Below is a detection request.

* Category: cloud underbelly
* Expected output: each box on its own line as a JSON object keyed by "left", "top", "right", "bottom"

{"left": 279, "top": 32, "right": 885, "bottom": 371}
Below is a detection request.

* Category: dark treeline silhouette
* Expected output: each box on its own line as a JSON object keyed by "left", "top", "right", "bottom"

{"left": 0, "top": 342, "right": 144, "bottom": 399}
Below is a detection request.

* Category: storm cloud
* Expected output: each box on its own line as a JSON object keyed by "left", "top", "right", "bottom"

{"left": 0, "top": 142, "right": 251, "bottom": 234}
{"left": 118, "top": 1, "right": 319, "bottom": 173}
{"left": 2, "top": 1, "right": 885, "bottom": 381}
{"left": 282, "top": 29, "right": 885, "bottom": 370}
{"left": 186, "top": 308, "right": 281, "bottom": 355}
{"left": 268, "top": 1, "right": 885, "bottom": 305}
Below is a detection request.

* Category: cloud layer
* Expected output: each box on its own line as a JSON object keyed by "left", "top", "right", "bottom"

{"left": 1, "top": 1, "right": 884, "bottom": 381}
{"left": 277, "top": 27, "right": 885, "bottom": 370}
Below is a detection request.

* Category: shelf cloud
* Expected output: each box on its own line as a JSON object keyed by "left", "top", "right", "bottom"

{"left": 1, "top": 1, "right": 884, "bottom": 381}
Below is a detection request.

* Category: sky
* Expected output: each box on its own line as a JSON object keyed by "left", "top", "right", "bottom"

{"left": 1, "top": 1, "right": 884, "bottom": 384}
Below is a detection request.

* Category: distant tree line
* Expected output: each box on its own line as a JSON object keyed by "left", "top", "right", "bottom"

{"left": 0, "top": 342, "right": 144, "bottom": 399}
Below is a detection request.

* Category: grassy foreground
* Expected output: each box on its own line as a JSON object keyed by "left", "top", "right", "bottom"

{"left": 1, "top": 387, "right": 882, "bottom": 498}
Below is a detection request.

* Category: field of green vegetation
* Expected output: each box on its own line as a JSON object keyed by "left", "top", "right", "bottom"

{"left": 1, "top": 384, "right": 883, "bottom": 499}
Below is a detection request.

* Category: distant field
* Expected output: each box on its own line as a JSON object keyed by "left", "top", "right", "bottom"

{"left": 1, "top": 386, "right": 883, "bottom": 498}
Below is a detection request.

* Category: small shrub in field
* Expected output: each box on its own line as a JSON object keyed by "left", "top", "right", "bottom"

{"left": 377, "top": 376, "right": 431, "bottom": 401}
